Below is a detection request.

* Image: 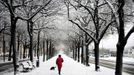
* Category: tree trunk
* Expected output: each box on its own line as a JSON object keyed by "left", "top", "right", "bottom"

{"left": 85, "top": 34, "right": 89, "bottom": 66}
{"left": 115, "top": 0, "right": 125, "bottom": 75}
{"left": 40, "top": 44, "right": 43, "bottom": 56}
{"left": 23, "top": 40, "right": 27, "bottom": 59}
{"left": 23, "top": 45, "right": 26, "bottom": 59}
{"left": 77, "top": 42, "right": 80, "bottom": 62}
{"left": 43, "top": 40, "right": 45, "bottom": 62}
{"left": 8, "top": 41, "right": 12, "bottom": 61}
{"left": 10, "top": 16, "right": 18, "bottom": 75}
{"left": 86, "top": 44, "right": 89, "bottom": 66}
{"left": 46, "top": 40, "right": 49, "bottom": 60}
{"left": 17, "top": 35, "right": 20, "bottom": 59}
{"left": 37, "top": 31, "right": 40, "bottom": 67}
{"left": 81, "top": 40, "right": 84, "bottom": 64}
{"left": 74, "top": 43, "right": 77, "bottom": 60}
{"left": 29, "top": 34, "right": 33, "bottom": 62}
{"left": 72, "top": 42, "right": 75, "bottom": 59}
{"left": 3, "top": 32, "right": 6, "bottom": 62}
{"left": 115, "top": 0, "right": 126, "bottom": 75}
{"left": 73, "top": 44, "right": 75, "bottom": 59}
{"left": 49, "top": 40, "right": 52, "bottom": 58}
{"left": 34, "top": 45, "right": 37, "bottom": 57}
{"left": 28, "top": 21, "right": 34, "bottom": 62}
{"left": 51, "top": 44, "right": 54, "bottom": 57}
{"left": 115, "top": 44, "right": 124, "bottom": 75}
{"left": 37, "top": 31, "right": 40, "bottom": 60}
{"left": 50, "top": 40, "right": 54, "bottom": 58}
{"left": 94, "top": 42, "right": 100, "bottom": 71}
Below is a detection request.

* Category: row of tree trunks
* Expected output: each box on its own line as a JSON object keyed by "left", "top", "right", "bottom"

{"left": 0, "top": 1, "right": 54, "bottom": 74}
{"left": 45, "top": 39, "right": 55, "bottom": 60}
{"left": 71, "top": 34, "right": 90, "bottom": 65}
{"left": 72, "top": 39, "right": 81, "bottom": 61}
{"left": 6, "top": 32, "right": 27, "bottom": 61}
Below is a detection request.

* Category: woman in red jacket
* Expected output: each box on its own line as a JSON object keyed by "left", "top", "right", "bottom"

{"left": 56, "top": 55, "right": 64, "bottom": 75}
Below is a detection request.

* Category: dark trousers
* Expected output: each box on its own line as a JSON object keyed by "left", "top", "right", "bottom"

{"left": 57, "top": 65, "right": 62, "bottom": 75}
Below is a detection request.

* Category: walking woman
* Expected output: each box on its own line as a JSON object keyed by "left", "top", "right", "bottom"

{"left": 56, "top": 55, "right": 64, "bottom": 75}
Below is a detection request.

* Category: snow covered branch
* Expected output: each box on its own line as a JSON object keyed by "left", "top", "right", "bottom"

{"left": 69, "top": 19, "right": 96, "bottom": 42}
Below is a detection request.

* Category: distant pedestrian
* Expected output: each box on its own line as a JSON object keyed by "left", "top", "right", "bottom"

{"left": 56, "top": 55, "right": 64, "bottom": 75}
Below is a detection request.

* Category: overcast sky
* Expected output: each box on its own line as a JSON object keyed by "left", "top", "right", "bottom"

{"left": 100, "top": 33, "right": 134, "bottom": 49}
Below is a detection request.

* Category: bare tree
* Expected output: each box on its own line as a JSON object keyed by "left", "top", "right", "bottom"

{"left": 33, "top": 17, "right": 56, "bottom": 66}
{"left": 65, "top": 0, "right": 115, "bottom": 71}
{"left": 104, "top": 0, "right": 134, "bottom": 75}
{"left": 0, "top": 0, "right": 53, "bottom": 74}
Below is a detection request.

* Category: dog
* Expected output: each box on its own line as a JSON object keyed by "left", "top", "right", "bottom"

{"left": 97, "top": 66, "right": 100, "bottom": 71}
{"left": 50, "top": 66, "right": 56, "bottom": 70}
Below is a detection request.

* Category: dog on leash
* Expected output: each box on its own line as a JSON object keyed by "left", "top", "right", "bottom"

{"left": 50, "top": 66, "right": 56, "bottom": 70}
{"left": 97, "top": 66, "right": 100, "bottom": 71}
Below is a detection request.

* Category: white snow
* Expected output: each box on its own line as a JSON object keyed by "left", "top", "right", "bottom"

{"left": 100, "top": 57, "right": 134, "bottom": 64}
{"left": 1, "top": 54, "right": 130, "bottom": 75}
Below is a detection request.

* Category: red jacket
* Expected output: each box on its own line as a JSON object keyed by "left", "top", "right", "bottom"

{"left": 56, "top": 57, "right": 63, "bottom": 68}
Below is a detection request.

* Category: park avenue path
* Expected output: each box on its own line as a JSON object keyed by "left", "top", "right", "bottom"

{"left": 1, "top": 54, "right": 130, "bottom": 75}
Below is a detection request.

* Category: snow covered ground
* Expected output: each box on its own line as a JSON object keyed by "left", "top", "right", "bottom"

{"left": 100, "top": 57, "right": 134, "bottom": 64}
{"left": 0, "top": 57, "right": 11, "bottom": 63}
{"left": 1, "top": 54, "right": 130, "bottom": 75}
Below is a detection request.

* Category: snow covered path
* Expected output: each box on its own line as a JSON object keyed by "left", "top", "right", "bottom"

{"left": 18, "top": 54, "right": 130, "bottom": 75}
{"left": 19, "top": 54, "right": 88, "bottom": 75}
{"left": 1, "top": 54, "right": 130, "bottom": 75}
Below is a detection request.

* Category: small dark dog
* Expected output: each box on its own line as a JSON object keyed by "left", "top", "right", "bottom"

{"left": 97, "top": 66, "right": 100, "bottom": 71}
{"left": 50, "top": 66, "right": 56, "bottom": 70}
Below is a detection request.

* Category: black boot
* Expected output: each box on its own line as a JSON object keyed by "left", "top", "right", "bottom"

{"left": 58, "top": 71, "right": 61, "bottom": 75}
